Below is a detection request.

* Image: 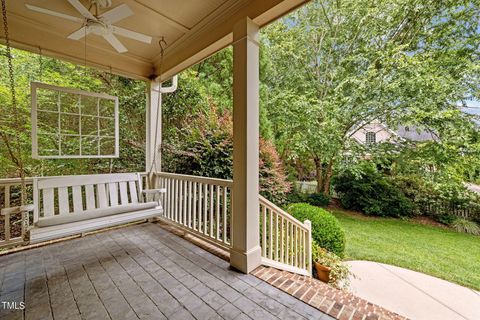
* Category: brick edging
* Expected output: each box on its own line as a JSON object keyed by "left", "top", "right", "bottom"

{"left": 155, "top": 222, "right": 408, "bottom": 320}
{"left": 253, "top": 266, "right": 409, "bottom": 320}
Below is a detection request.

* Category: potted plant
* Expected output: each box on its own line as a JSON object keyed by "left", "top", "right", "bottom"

{"left": 312, "top": 243, "right": 352, "bottom": 289}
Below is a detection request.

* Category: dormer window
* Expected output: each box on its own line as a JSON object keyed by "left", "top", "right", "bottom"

{"left": 365, "top": 132, "right": 376, "bottom": 145}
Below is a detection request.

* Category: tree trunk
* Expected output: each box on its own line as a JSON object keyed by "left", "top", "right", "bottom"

{"left": 323, "top": 158, "right": 335, "bottom": 196}
{"left": 295, "top": 159, "right": 305, "bottom": 181}
{"left": 314, "top": 157, "right": 323, "bottom": 193}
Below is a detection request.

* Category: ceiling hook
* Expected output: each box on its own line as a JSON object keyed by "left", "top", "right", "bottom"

{"left": 158, "top": 36, "right": 167, "bottom": 57}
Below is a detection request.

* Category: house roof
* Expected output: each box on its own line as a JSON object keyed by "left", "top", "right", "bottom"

{"left": 396, "top": 125, "right": 439, "bottom": 142}
{"left": 1, "top": 0, "right": 308, "bottom": 80}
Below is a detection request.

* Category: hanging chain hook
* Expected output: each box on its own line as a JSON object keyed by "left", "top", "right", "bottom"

{"left": 158, "top": 36, "right": 167, "bottom": 59}
{"left": 38, "top": 46, "right": 43, "bottom": 81}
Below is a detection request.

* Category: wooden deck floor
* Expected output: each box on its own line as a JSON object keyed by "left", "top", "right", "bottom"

{"left": 0, "top": 223, "right": 332, "bottom": 320}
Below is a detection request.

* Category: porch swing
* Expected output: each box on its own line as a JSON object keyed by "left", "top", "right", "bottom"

{"left": 1, "top": 0, "right": 167, "bottom": 244}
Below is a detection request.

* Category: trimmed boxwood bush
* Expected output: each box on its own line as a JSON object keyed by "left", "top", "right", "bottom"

{"left": 287, "top": 203, "right": 346, "bottom": 257}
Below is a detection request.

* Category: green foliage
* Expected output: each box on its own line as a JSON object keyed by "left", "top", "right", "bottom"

{"left": 392, "top": 174, "right": 480, "bottom": 220}
{"left": 306, "top": 193, "right": 331, "bottom": 207}
{"left": 162, "top": 67, "right": 291, "bottom": 204}
{"left": 0, "top": 48, "right": 147, "bottom": 178}
{"left": 285, "top": 190, "right": 308, "bottom": 204}
{"left": 261, "top": 0, "right": 480, "bottom": 192}
{"left": 285, "top": 190, "right": 331, "bottom": 207}
{"left": 334, "top": 210, "right": 480, "bottom": 290}
{"left": 451, "top": 218, "right": 480, "bottom": 236}
{"left": 333, "top": 164, "right": 414, "bottom": 217}
{"left": 287, "top": 203, "right": 345, "bottom": 257}
{"left": 436, "top": 214, "right": 457, "bottom": 226}
{"left": 312, "top": 243, "right": 351, "bottom": 289}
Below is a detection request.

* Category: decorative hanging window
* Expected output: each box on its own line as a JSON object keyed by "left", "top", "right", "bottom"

{"left": 31, "top": 82, "right": 119, "bottom": 159}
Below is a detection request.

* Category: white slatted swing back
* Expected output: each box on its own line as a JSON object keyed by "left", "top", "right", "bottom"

{"left": 33, "top": 173, "right": 142, "bottom": 222}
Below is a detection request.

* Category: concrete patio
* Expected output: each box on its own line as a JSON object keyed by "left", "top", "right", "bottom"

{"left": 0, "top": 222, "right": 333, "bottom": 320}
{"left": 348, "top": 260, "right": 480, "bottom": 320}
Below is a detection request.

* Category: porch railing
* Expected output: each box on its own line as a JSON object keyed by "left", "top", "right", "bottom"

{"left": 0, "top": 178, "right": 33, "bottom": 248}
{"left": 0, "top": 173, "right": 313, "bottom": 277}
{"left": 155, "top": 172, "right": 233, "bottom": 249}
{"left": 259, "top": 195, "right": 312, "bottom": 276}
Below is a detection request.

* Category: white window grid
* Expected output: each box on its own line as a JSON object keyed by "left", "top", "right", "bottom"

{"left": 31, "top": 82, "right": 119, "bottom": 159}
{"left": 365, "top": 131, "right": 376, "bottom": 145}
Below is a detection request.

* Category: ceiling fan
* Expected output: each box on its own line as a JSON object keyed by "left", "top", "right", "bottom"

{"left": 25, "top": 0, "right": 152, "bottom": 53}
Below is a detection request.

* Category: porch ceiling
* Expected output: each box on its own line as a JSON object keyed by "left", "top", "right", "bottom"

{"left": 2, "top": 0, "right": 308, "bottom": 81}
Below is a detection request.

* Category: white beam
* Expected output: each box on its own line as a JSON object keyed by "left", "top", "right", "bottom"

{"left": 230, "top": 17, "right": 262, "bottom": 274}
{"left": 146, "top": 81, "right": 162, "bottom": 173}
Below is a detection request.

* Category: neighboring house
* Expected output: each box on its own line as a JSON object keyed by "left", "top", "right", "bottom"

{"left": 350, "top": 120, "right": 439, "bottom": 145}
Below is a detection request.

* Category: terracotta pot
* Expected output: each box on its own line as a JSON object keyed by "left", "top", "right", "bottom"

{"left": 314, "top": 262, "right": 331, "bottom": 283}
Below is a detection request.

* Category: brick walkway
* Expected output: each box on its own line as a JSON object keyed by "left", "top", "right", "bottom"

{"left": 253, "top": 266, "right": 408, "bottom": 320}
{"left": 0, "top": 223, "right": 333, "bottom": 320}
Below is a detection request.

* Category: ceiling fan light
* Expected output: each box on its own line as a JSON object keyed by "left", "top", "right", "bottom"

{"left": 91, "top": 0, "right": 112, "bottom": 9}
{"left": 87, "top": 21, "right": 109, "bottom": 36}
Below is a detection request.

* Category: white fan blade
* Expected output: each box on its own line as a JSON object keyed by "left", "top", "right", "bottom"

{"left": 25, "top": 4, "right": 84, "bottom": 23}
{"left": 111, "top": 26, "right": 152, "bottom": 44}
{"left": 103, "top": 33, "right": 128, "bottom": 53}
{"left": 100, "top": 4, "right": 133, "bottom": 24}
{"left": 67, "top": 27, "right": 90, "bottom": 40}
{"left": 67, "top": 0, "right": 95, "bottom": 20}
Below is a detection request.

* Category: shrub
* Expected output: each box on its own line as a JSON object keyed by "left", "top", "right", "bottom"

{"left": 451, "top": 218, "right": 480, "bottom": 236}
{"left": 259, "top": 139, "right": 291, "bottom": 204}
{"left": 392, "top": 175, "right": 480, "bottom": 220}
{"left": 436, "top": 213, "right": 457, "bottom": 226}
{"left": 287, "top": 203, "right": 346, "bottom": 257}
{"left": 285, "top": 190, "right": 307, "bottom": 204}
{"left": 312, "top": 243, "right": 351, "bottom": 289}
{"left": 333, "top": 166, "right": 414, "bottom": 218}
{"left": 306, "top": 193, "right": 331, "bottom": 207}
{"left": 162, "top": 108, "right": 290, "bottom": 204}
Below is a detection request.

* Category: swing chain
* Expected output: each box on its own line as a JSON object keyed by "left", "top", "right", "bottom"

{"left": 1, "top": 0, "right": 17, "bottom": 110}
{"left": 1, "top": 0, "right": 27, "bottom": 207}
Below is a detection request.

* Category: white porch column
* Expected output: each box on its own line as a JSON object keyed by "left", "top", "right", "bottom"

{"left": 146, "top": 81, "right": 162, "bottom": 173}
{"left": 230, "top": 17, "right": 262, "bottom": 274}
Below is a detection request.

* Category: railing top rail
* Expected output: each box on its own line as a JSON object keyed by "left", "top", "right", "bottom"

{"left": 0, "top": 177, "right": 34, "bottom": 185}
{"left": 0, "top": 172, "right": 150, "bottom": 186}
{"left": 259, "top": 195, "right": 309, "bottom": 230}
{"left": 155, "top": 172, "right": 233, "bottom": 187}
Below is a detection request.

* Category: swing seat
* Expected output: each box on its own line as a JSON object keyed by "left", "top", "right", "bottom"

{"left": 28, "top": 173, "right": 165, "bottom": 244}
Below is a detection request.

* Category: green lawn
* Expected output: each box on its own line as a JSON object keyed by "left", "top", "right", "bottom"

{"left": 332, "top": 210, "right": 480, "bottom": 290}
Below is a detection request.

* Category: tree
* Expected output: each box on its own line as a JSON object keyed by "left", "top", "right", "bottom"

{"left": 261, "top": 0, "right": 480, "bottom": 194}
{"left": 0, "top": 47, "right": 147, "bottom": 178}
{"left": 162, "top": 69, "right": 291, "bottom": 204}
